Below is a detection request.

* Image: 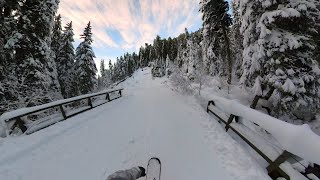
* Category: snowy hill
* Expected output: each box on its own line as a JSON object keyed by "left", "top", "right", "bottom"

{"left": 0, "top": 68, "right": 270, "bottom": 180}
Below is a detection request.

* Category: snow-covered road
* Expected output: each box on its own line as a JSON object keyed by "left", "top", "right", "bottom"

{"left": 0, "top": 69, "right": 269, "bottom": 180}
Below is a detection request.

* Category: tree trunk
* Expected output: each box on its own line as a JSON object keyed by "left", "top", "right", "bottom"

{"left": 222, "top": 26, "right": 232, "bottom": 85}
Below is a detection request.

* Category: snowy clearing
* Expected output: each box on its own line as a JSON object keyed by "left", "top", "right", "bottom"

{"left": 0, "top": 69, "right": 269, "bottom": 180}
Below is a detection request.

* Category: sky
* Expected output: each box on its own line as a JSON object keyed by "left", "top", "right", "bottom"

{"left": 58, "top": 0, "right": 205, "bottom": 71}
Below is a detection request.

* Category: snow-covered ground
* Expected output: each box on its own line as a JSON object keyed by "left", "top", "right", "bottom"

{"left": 0, "top": 68, "right": 270, "bottom": 180}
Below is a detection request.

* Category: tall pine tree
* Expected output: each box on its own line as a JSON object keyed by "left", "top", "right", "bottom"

{"left": 51, "top": 14, "right": 63, "bottom": 64}
{"left": 315, "top": 2, "right": 320, "bottom": 64}
{"left": 0, "top": 0, "right": 19, "bottom": 64}
{"left": 230, "top": 0, "right": 243, "bottom": 78}
{"left": 14, "top": 0, "right": 61, "bottom": 107}
{"left": 74, "top": 22, "right": 97, "bottom": 94}
{"left": 97, "top": 59, "right": 109, "bottom": 90}
{"left": 200, "top": 0, "right": 233, "bottom": 83}
{"left": 100, "top": 59, "right": 106, "bottom": 78}
{"left": 57, "top": 22, "right": 76, "bottom": 98}
{"left": 0, "top": 0, "right": 20, "bottom": 113}
{"left": 109, "top": 60, "right": 114, "bottom": 80}
{"left": 99, "top": 59, "right": 112, "bottom": 88}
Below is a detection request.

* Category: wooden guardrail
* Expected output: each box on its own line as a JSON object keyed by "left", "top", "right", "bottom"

{"left": 1, "top": 88, "right": 123, "bottom": 135}
{"left": 207, "top": 100, "right": 291, "bottom": 180}
{"left": 207, "top": 98, "right": 320, "bottom": 180}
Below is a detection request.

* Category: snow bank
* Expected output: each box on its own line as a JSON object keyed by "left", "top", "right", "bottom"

{"left": 208, "top": 95, "right": 320, "bottom": 165}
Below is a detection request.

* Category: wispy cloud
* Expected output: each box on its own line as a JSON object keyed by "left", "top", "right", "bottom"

{"left": 58, "top": 0, "right": 202, "bottom": 61}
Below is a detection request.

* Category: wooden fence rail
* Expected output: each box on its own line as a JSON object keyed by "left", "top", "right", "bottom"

{"left": 2, "top": 88, "right": 124, "bottom": 135}
{"left": 207, "top": 101, "right": 291, "bottom": 180}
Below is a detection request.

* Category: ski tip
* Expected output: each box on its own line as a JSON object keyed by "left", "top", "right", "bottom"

{"left": 149, "top": 157, "right": 161, "bottom": 163}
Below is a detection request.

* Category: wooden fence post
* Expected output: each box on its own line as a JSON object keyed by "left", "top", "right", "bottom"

{"left": 59, "top": 105, "right": 67, "bottom": 120}
{"left": 88, "top": 97, "right": 93, "bottom": 108}
{"left": 13, "top": 117, "right": 27, "bottom": 133}
{"left": 106, "top": 93, "right": 110, "bottom": 101}
{"left": 207, "top": 101, "right": 214, "bottom": 113}
{"left": 235, "top": 116, "right": 239, "bottom": 123}
{"left": 225, "top": 115, "right": 237, "bottom": 132}
{"left": 267, "top": 150, "right": 292, "bottom": 180}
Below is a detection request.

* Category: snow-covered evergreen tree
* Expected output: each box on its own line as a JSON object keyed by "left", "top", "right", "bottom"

{"left": 138, "top": 47, "right": 144, "bottom": 67}
{"left": 132, "top": 52, "right": 139, "bottom": 71}
{"left": 170, "top": 65, "right": 192, "bottom": 94}
{"left": 315, "top": 3, "right": 320, "bottom": 64}
{"left": 194, "top": 55, "right": 207, "bottom": 95}
{"left": 240, "top": 0, "right": 320, "bottom": 117}
{"left": 186, "top": 31, "right": 202, "bottom": 80}
{"left": 127, "top": 55, "right": 134, "bottom": 75}
{"left": 56, "top": 21, "right": 76, "bottom": 98}
{"left": 200, "top": 0, "right": 233, "bottom": 83}
{"left": 0, "top": 0, "right": 20, "bottom": 113}
{"left": 100, "top": 59, "right": 106, "bottom": 78}
{"left": 153, "top": 35, "right": 162, "bottom": 60}
{"left": 51, "top": 14, "right": 63, "bottom": 63}
{"left": 176, "top": 29, "right": 188, "bottom": 70}
{"left": 108, "top": 60, "right": 114, "bottom": 80}
{"left": 201, "top": 35, "right": 216, "bottom": 76}
{"left": 74, "top": 22, "right": 97, "bottom": 95}
{"left": 119, "top": 56, "right": 127, "bottom": 79}
{"left": 230, "top": 0, "right": 243, "bottom": 78}
{"left": 0, "top": 0, "right": 19, "bottom": 63}
{"left": 167, "top": 37, "right": 177, "bottom": 62}
{"left": 13, "top": 0, "right": 61, "bottom": 107}
{"left": 112, "top": 58, "right": 120, "bottom": 81}
{"left": 165, "top": 55, "right": 172, "bottom": 77}
{"left": 97, "top": 60, "right": 104, "bottom": 89}
{"left": 97, "top": 59, "right": 112, "bottom": 90}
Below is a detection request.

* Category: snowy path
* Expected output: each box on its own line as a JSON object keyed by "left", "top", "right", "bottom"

{"left": 0, "top": 69, "right": 269, "bottom": 180}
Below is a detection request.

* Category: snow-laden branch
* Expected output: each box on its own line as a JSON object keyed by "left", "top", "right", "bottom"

{"left": 209, "top": 95, "right": 320, "bottom": 165}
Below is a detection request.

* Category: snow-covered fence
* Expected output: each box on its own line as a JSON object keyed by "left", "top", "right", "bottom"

{"left": 0, "top": 88, "right": 124, "bottom": 137}
{"left": 206, "top": 95, "right": 320, "bottom": 180}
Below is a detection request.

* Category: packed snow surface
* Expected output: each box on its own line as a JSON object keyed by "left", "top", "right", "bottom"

{"left": 0, "top": 69, "right": 269, "bottom": 180}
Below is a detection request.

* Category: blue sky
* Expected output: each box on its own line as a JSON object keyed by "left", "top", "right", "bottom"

{"left": 58, "top": 0, "right": 231, "bottom": 71}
